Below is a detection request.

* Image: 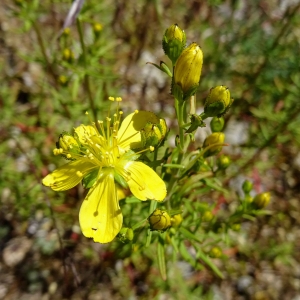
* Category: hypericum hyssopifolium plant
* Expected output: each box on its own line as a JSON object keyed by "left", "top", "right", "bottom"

{"left": 43, "top": 24, "right": 271, "bottom": 279}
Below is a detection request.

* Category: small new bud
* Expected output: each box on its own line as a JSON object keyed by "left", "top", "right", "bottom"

{"left": 93, "top": 22, "right": 103, "bottom": 39}
{"left": 118, "top": 227, "right": 134, "bottom": 243}
{"left": 217, "top": 154, "right": 231, "bottom": 170}
{"left": 203, "top": 132, "right": 225, "bottom": 157}
{"left": 231, "top": 224, "right": 241, "bottom": 231}
{"left": 141, "top": 118, "right": 168, "bottom": 148}
{"left": 203, "top": 86, "right": 233, "bottom": 118}
{"left": 209, "top": 247, "right": 222, "bottom": 258}
{"left": 62, "top": 48, "right": 74, "bottom": 63}
{"left": 63, "top": 28, "right": 70, "bottom": 36}
{"left": 210, "top": 116, "right": 225, "bottom": 132}
{"left": 58, "top": 75, "right": 68, "bottom": 86}
{"left": 173, "top": 43, "right": 203, "bottom": 101}
{"left": 170, "top": 214, "right": 183, "bottom": 228}
{"left": 56, "top": 133, "right": 80, "bottom": 160}
{"left": 242, "top": 180, "right": 253, "bottom": 194}
{"left": 162, "top": 24, "right": 186, "bottom": 65}
{"left": 202, "top": 211, "right": 214, "bottom": 222}
{"left": 148, "top": 209, "right": 171, "bottom": 231}
{"left": 253, "top": 192, "right": 271, "bottom": 209}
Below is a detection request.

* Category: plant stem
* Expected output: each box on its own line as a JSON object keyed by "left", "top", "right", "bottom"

{"left": 76, "top": 18, "right": 97, "bottom": 123}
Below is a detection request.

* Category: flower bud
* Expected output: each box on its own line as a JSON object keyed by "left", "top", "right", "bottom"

{"left": 217, "top": 154, "right": 231, "bottom": 170}
{"left": 209, "top": 247, "right": 222, "bottom": 258}
{"left": 93, "top": 22, "right": 103, "bottom": 39}
{"left": 245, "top": 195, "right": 253, "bottom": 203}
{"left": 210, "top": 116, "right": 225, "bottom": 132}
{"left": 242, "top": 180, "right": 253, "bottom": 194}
{"left": 118, "top": 227, "right": 134, "bottom": 243}
{"left": 56, "top": 132, "right": 81, "bottom": 160}
{"left": 141, "top": 118, "right": 168, "bottom": 147}
{"left": 173, "top": 43, "right": 203, "bottom": 101}
{"left": 203, "top": 132, "right": 225, "bottom": 157}
{"left": 62, "top": 48, "right": 74, "bottom": 63}
{"left": 63, "top": 28, "right": 70, "bottom": 36}
{"left": 148, "top": 209, "right": 171, "bottom": 231}
{"left": 58, "top": 75, "right": 68, "bottom": 86}
{"left": 171, "top": 214, "right": 183, "bottom": 228}
{"left": 203, "top": 86, "right": 233, "bottom": 118}
{"left": 202, "top": 211, "right": 214, "bottom": 222}
{"left": 231, "top": 224, "right": 241, "bottom": 231}
{"left": 162, "top": 24, "right": 186, "bottom": 65}
{"left": 253, "top": 192, "right": 271, "bottom": 209}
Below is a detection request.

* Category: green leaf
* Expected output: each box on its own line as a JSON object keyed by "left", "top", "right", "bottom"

{"left": 179, "top": 227, "right": 203, "bottom": 243}
{"left": 157, "top": 234, "right": 167, "bottom": 280}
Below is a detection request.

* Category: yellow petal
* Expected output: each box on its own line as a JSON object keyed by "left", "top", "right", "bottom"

{"left": 42, "top": 160, "right": 97, "bottom": 191}
{"left": 125, "top": 162, "right": 166, "bottom": 201}
{"left": 79, "top": 173, "right": 123, "bottom": 243}
{"left": 117, "top": 111, "right": 159, "bottom": 150}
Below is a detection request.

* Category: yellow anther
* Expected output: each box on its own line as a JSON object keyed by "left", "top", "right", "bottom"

{"left": 108, "top": 96, "right": 115, "bottom": 101}
{"left": 98, "top": 120, "right": 103, "bottom": 124}
{"left": 119, "top": 111, "right": 123, "bottom": 115}
{"left": 85, "top": 111, "right": 89, "bottom": 115}
{"left": 67, "top": 154, "right": 72, "bottom": 159}
{"left": 149, "top": 146, "right": 155, "bottom": 152}
{"left": 116, "top": 97, "right": 122, "bottom": 102}
{"left": 134, "top": 110, "right": 139, "bottom": 114}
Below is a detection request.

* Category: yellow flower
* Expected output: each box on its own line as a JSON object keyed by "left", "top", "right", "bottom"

{"left": 43, "top": 109, "right": 166, "bottom": 243}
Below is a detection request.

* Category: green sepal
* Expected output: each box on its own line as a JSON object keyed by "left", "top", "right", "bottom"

{"left": 203, "top": 101, "right": 226, "bottom": 119}
{"left": 82, "top": 168, "right": 99, "bottom": 189}
{"left": 146, "top": 61, "right": 172, "bottom": 77}
{"left": 183, "top": 84, "right": 199, "bottom": 101}
{"left": 171, "top": 82, "right": 183, "bottom": 102}
{"left": 114, "top": 172, "right": 129, "bottom": 189}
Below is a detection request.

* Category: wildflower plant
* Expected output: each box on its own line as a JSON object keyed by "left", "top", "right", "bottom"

{"left": 42, "top": 23, "right": 271, "bottom": 280}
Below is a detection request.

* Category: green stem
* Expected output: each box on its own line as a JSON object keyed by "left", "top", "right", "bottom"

{"left": 76, "top": 18, "right": 97, "bottom": 123}
{"left": 32, "top": 22, "right": 71, "bottom": 118}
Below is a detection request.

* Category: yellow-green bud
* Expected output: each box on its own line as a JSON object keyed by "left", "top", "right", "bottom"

{"left": 93, "top": 22, "right": 103, "bottom": 38}
{"left": 231, "top": 224, "right": 241, "bottom": 231}
{"left": 62, "top": 48, "right": 74, "bottom": 63}
{"left": 162, "top": 24, "right": 186, "bottom": 65}
{"left": 173, "top": 43, "right": 203, "bottom": 101}
{"left": 118, "top": 227, "right": 134, "bottom": 243}
{"left": 148, "top": 209, "right": 171, "bottom": 231}
{"left": 203, "top": 86, "right": 233, "bottom": 118}
{"left": 245, "top": 195, "right": 253, "bottom": 203}
{"left": 253, "top": 192, "right": 271, "bottom": 209}
{"left": 217, "top": 154, "right": 231, "bottom": 170}
{"left": 209, "top": 247, "right": 222, "bottom": 258}
{"left": 141, "top": 118, "right": 168, "bottom": 147}
{"left": 63, "top": 28, "right": 70, "bottom": 36}
{"left": 58, "top": 75, "right": 68, "bottom": 86}
{"left": 171, "top": 214, "right": 183, "bottom": 228}
{"left": 202, "top": 211, "right": 214, "bottom": 222}
{"left": 242, "top": 180, "right": 253, "bottom": 194}
{"left": 56, "top": 133, "right": 81, "bottom": 159}
{"left": 203, "top": 132, "right": 225, "bottom": 157}
{"left": 210, "top": 116, "right": 225, "bottom": 132}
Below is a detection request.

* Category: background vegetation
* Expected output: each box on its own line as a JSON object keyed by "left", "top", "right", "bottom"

{"left": 1, "top": 0, "right": 300, "bottom": 299}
